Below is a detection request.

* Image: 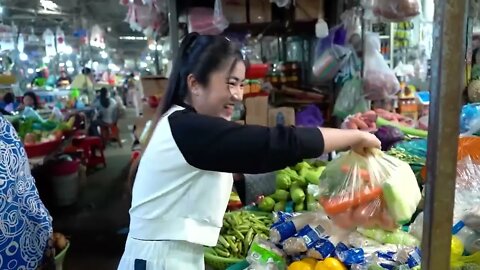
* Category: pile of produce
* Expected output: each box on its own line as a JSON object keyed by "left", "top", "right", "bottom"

{"left": 10, "top": 116, "right": 74, "bottom": 145}
{"left": 342, "top": 109, "right": 427, "bottom": 138}
{"left": 258, "top": 161, "right": 327, "bottom": 213}
{"left": 205, "top": 211, "right": 273, "bottom": 260}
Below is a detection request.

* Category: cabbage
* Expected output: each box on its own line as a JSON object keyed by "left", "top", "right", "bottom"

{"left": 374, "top": 126, "right": 405, "bottom": 151}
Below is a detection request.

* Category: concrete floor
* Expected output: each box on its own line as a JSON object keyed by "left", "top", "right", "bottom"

{"left": 44, "top": 112, "right": 134, "bottom": 270}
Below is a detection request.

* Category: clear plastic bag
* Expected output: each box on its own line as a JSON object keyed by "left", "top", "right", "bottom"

{"left": 318, "top": 149, "right": 421, "bottom": 230}
{"left": 312, "top": 26, "right": 351, "bottom": 82}
{"left": 246, "top": 235, "right": 286, "bottom": 270}
{"left": 372, "top": 0, "right": 421, "bottom": 22}
{"left": 188, "top": 0, "right": 229, "bottom": 35}
{"left": 363, "top": 32, "right": 400, "bottom": 101}
{"left": 333, "top": 77, "right": 369, "bottom": 119}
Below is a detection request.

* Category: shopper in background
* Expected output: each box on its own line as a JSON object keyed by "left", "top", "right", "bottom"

{"left": 118, "top": 33, "right": 380, "bottom": 270}
{"left": 126, "top": 73, "right": 143, "bottom": 117}
{"left": 18, "top": 91, "right": 41, "bottom": 110}
{"left": 0, "top": 115, "right": 54, "bottom": 270}
{"left": 90, "top": 87, "right": 118, "bottom": 140}
{"left": 2, "top": 92, "right": 16, "bottom": 113}
{"left": 56, "top": 70, "right": 72, "bottom": 87}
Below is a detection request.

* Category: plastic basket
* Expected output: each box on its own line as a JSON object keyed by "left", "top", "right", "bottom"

{"left": 54, "top": 241, "right": 70, "bottom": 270}
{"left": 24, "top": 138, "right": 63, "bottom": 158}
{"left": 204, "top": 250, "right": 242, "bottom": 270}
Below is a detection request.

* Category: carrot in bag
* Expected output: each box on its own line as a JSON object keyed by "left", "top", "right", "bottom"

{"left": 320, "top": 187, "right": 383, "bottom": 215}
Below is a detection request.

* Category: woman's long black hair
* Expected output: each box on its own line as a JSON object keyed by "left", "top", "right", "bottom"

{"left": 99, "top": 87, "right": 110, "bottom": 108}
{"left": 23, "top": 91, "right": 39, "bottom": 110}
{"left": 127, "top": 32, "right": 244, "bottom": 193}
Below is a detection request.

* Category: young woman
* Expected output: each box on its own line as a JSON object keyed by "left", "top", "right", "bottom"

{"left": 118, "top": 33, "right": 380, "bottom": 270}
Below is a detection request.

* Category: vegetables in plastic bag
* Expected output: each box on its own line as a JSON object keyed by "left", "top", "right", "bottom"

{"left": 318, "top": 149, "right": 421, "bottom": 230}
{"left": 282, "top": 223, "right": 334, "bottom": 255}
{"left": 187, "top": 0, "right": 229, "bottom": 35}
{"left": 372, "top": 0, "right": 421, "bottom": 22}
{"left": 333, "top": 78, "right": 369, "bottom": 119}
{"left": 374, "top": 126, "right": 405, "bottom": 151}
{"left": 363, "top": 33, "right": 400, "bottom": 101}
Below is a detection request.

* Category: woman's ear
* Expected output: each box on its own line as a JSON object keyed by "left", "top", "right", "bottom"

{"left": 187, "top": 74, "right": 200, "bottom": 96}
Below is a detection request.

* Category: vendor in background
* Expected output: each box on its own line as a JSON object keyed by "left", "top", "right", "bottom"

{"left": 0, "top": 115, "right": 55, "bottom": 270}
{"left": 56, "top": 70, "right": 72, "bottom": 87}
{"left": 126, "top": 73, "right": 143, "bottom": 117}
{"left": 118, "top": 33, "right": 380, "bottom": 270}
{"left": 17, "top": 91, "right": 41, "bottom": 111}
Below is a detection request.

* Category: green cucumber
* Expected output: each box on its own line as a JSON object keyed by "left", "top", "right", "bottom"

{"left": 376, "top": 117, "right": 428, "bottom": 138}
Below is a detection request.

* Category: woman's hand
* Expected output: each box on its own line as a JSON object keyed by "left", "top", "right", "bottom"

{"left": 351, "top": 131, "right": 381, "bottom": 155}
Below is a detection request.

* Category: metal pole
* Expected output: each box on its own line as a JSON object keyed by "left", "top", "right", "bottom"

{"left": 422, "top": 1, "right": 468, "bottom": 269}
{"left": 167, "top": 0, "right": 179, "bottom": 59}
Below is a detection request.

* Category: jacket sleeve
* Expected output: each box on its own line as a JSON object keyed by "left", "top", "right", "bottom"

{"left": 168, "top": 110, "right": 325, "bottom": 174}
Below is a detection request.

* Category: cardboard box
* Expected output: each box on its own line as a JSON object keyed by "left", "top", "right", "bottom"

{"left": 295, "top": 0, "right": 324, "bottom": 21}
{"left": 268, "top": 107, "right": 296, "bottom": 127}
{"left": 222, "top": 0, "right": 247, "bottom": 23}
{"left": 250, "top": 0, "right": 271, "bottom": 23}
{"left": 245, "top": 95, "right": 269, "bottom": 126}
{"left": 140, "top": 76, "right": 168, "bottom": 97}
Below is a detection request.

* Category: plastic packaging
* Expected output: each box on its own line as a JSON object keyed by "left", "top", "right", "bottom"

{"left": 333, "top": 78, "right": 369, "bottom": 119}
{"left": 246, "top": 235, "right": 286, "bottom": 270}
{"left": 363, "top": 32, "right": 400, "bottom": 101}
{"left": 312, "top": 26, "right": 351, "bottom": 82}
{"left": 357, "top": 228, "right": 420, "bottom": 246}
{"left": 372, "top": 0, "right": 421, "bottom": 22}
{"left": 188, "top": 0, "right": 229, "bottom": 35}
{"left": 270, "top": 212, "right": 332, "bottom": 245}
{"left": 318, "top": 149, "right": 420, "bottom": 230}
{"left": 282, "top": 224, "right": 332, "bottom": 255}
{"left": 453, "top": 221, "right": 480, "bottom": 254}
{"left": 408, "top": 212, "right": 423, "bottom": 240}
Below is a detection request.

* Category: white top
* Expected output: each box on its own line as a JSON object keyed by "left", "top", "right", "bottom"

{"left": 129, "top": 105, "right": 233, "bottom": 246}
{"left": 95, "top": 98, "right": 118, "bottom": 124}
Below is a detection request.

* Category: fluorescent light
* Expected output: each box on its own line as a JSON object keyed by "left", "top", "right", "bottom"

{"left": 42, "top": 56, "right": 50, "bottom": 64}
{"left": 148, "top": 44, "right": 156, "bottom": 51}
{"left": 139, "top": 62, "right": 147, "bottom": 68}
{"left": 0, "top": 7, "right": 4, "bottom": 14}
{"left": 27, "top": 68, "right": 34, "bottom": 74}
{"left": 100, "top": 51, "right": 108, "bottom": 59}
{"left": 161, "top": 58, "right": 168, "bottom": 64}
{"left": 146, "top": 55, "right": 152, "bottom": 61}
{"left": 67, "top": 67, "right": 75, "bottom": 73}
{"left": 63, "top": 45, "right": 73, "bottom": 54}
{"left": 92, "top": 61, "right": 99, "bottom": 69}
{"left": 157, "top": 44, "right": 163, "bottom": 51}
{"left": 66, "top": 60, "right": 73, "bottom": 67}
{"left": 108, "top": 63, "right": 120, "bottom": 72}
{"left": 59, "top": 62, "right": 65, "bottom": 67}
{"left": 119, "top": 36, "right": 147, "bottom": 41}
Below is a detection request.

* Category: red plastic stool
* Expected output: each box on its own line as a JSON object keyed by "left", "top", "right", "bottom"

{"left": 79, "top": 136, "right": 106, "bottom": 168}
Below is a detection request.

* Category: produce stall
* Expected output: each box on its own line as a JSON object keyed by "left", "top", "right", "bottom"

{"left": 191, "top": 0, "right": 474, "bottom": 269}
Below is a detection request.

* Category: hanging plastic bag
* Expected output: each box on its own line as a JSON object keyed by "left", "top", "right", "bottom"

{"left": 312, "top": 26, "right": 351, "bottom": 82}
{"left": 188, "top": 0, "right": 229, "bottom": 35}
{"left": 333, "top": 77, "right": 369, "bottom": 119}
{"left": 372, "top": 0, "right": 421, "bottom": 22}
{"left": 318, "top": 149, "right": 421, "bottom": 230}
{"left": 363, "top": 32, "right": 400, "bottom": 101}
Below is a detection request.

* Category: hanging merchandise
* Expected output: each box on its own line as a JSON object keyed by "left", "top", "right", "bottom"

{"left": 17, "top": 33, "right": 25, "bottom": 53}
{"left": 315, "top": 19, "right": 329, "bottom": 38}
{"left": 188, "top": 0, "right": 229, "bottom": 35}
{"left": 333, "top": 77, "right": 369, "bottom": 119}
{"left": 363, "top": 32, "right": 400, "bottom": 101}
{"left": 90, "top": 25, "right": 105, "bottom": 49}
{"left": 312, "top": 26, "right": 351, "bottom": 82}
{"left": 271, "top": 0, "right": 291, "bottom": 8}
{"left": 372, "top": 0, "right": 421, "bottom": 22}
{"left": 125, "top": 0, "right": 164, "bottom": 36}
{"left": 56, "top": 27, "right": 66, "bottom": 54}
{"left": 43, "top": 29, "right": 56, "bottom": 57}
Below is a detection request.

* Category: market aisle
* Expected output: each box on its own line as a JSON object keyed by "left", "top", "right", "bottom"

{"left": 53, "top": 109, "right": 136, "bottom": 270}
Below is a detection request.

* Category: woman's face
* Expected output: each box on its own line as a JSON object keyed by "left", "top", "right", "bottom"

{"left": 189, "top": 60, "right": 245, "bottom": 121}
{"left": 23, "top": 96, "right": 34, "bottom": 107}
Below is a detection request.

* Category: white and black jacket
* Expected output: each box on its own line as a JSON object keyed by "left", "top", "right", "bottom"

{"left": 129, "top": 105, "right": 325, "bottom": 246}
